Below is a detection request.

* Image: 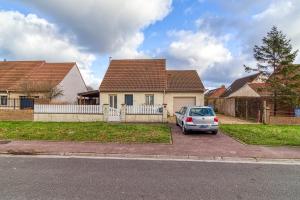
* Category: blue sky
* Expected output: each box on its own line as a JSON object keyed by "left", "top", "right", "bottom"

{"left": 0, "top": 0, "right": 300, "bottom": 89}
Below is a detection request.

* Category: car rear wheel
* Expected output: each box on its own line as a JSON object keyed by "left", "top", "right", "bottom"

{"left": 182, "top": 124, "right": 188, "bottom": 135}
{"left": 176, "top": 118, "right": 179, "bottom": 126}
{"left": 212, "top": 130, "right": 218, "bottom": 135}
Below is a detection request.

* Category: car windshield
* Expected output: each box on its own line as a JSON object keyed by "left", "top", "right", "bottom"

{"left": 189, "top": 108, "right": 215, "bottom": 116}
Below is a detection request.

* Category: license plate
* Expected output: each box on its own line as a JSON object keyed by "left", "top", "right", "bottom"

{"left": 199, "top": 125, "right": 208, "bottom": 128}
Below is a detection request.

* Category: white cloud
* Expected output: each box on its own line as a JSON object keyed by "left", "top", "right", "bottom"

{"left": 20, "top": 0, "right": 172, "bottom": 57}
{"left": 167, "top": 30, "right": 232, "bottom": 73}
{"left": 252, "top": 0, "right": 300, "bottom": 63}
{"left": 111, "top": 32, "right": 147, "bottom": 59}
{"left": 0, "top": 11, "right": 98, "bottom": 86}
{"left": 253, "top": 1, "right": 293, "bottom": 20}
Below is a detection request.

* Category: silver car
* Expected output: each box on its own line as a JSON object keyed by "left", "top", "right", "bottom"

{"left": 175, "top": 106, "right": 219, "bottom": 135}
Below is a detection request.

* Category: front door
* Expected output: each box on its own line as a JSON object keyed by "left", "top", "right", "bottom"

{"left": 20, "top": 96, "right": 34, "bottom": 109}
{"left": 109, "top": 95, "right": 117, "bottom": 108}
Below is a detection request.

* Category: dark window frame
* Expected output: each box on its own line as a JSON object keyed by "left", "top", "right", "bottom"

{"left": 124, "top": 94, "right": 133, "bottom": 106}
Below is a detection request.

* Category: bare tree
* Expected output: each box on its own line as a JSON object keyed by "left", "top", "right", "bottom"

{"left": 19, "top": 80, "right": 64, "bottom": 100}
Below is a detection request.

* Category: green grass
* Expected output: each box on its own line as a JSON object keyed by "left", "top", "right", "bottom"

{"left": 0, "top": 122, "right": 171, "bottom": 144}
{"left": 221, "top": 124, "right": 300, "bottom": 146}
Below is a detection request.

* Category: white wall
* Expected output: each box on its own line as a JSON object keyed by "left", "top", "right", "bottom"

{"left": 53, "top": 65, "right": 87, "bottom": 103}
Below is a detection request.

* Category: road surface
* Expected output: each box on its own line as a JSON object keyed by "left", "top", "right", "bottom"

{"left": 0, "top": 156, "right": 299, "bottom": 200}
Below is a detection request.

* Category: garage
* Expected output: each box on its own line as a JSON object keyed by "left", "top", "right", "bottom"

{"left": 173, "top": 97, "right": 196, "bottom": 114}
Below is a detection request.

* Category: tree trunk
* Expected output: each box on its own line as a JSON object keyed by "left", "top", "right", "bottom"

{"left": 274, "top": 91, "right": 277, "bottom": 116}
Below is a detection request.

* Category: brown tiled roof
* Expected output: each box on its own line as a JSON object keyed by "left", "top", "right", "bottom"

{"left": 100, "top": 59, "right": 167, "bottom": 92}
{"left": 221, "top": 73, "right": 261, "bottom": 97}
{"left": 0, "top": 61, "right": 75, "bottom": 91}
{"left": 248, "top": 83, "right": 272, "bottom": 97}
{"left": 205, "top": 85, "right": 226, "bottom": 98}
{"left": 166, "top": 70, "right": 204, "bottom": 92}
{"left": 99, "top": 59, "right": 205, "bottom": 92}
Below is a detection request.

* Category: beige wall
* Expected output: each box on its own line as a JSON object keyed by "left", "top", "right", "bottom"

{"left": 100, "top": 91, "right": 204, "bottom": 116}
{"left": 229, "top": 84, "right": 260, "bottom": 98}
{"left": 100, "top": 92, "right": 164, "bottom": 109}
{"left": 3, "top": 92, "right": 48, "bottom": 109}
{"left": 125, "top": 114, "right": 163, "bottom": 123}
{"left": 34, "top": 113, "right": 103, "bottom": 122}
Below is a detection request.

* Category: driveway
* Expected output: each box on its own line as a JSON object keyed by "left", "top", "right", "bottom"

{"left": 1, "top": 123, "right": 300, "bottom": 159}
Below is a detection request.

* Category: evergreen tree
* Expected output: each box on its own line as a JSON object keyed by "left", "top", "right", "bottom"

{"left": 245, "top": 26, "right": 299, "bottom": 115}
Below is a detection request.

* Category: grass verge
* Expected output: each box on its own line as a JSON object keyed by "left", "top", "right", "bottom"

{"left": 221, "top": 124, "right": 300, "bottom": 146}
{"left": 0, "top": 122, "right": 171, "bottom": 144}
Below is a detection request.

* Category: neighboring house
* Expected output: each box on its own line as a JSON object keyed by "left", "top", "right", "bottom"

{"left": 205, "top": 85, "right": 226, "bottom": 112}
{"left": 0, "top": 61, "right": 87, "bottom": 109}
{"left": 99, "top": 59, "right": 205, "bottom": 116}
{"left": 219, "top": 73, "right": 268, "bottom": 120}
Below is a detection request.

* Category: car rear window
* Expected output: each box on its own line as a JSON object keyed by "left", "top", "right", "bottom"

{"left": 189, "top": 108, "right": 215, "bottom": 116}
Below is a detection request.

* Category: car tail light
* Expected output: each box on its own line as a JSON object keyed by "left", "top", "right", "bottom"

{"left": 214, "top": 117, "right": 219, "bottom": 123}
{"left": 186, "top": 117, "right": 193, "bottom": 122}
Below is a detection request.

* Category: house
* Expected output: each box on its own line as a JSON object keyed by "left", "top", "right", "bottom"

{"left": 219, "top": 72, "right": 269, "bottom": 120}
{"left": 0, "top": 60, "right": 87, "bottom": 109}
{"left": 205, "top": 85, "right": 226, "bottom": 112}
{"left": 99, "top": 59, "right": 205, "bottom": 116}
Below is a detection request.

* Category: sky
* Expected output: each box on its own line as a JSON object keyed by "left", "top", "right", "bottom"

{"left": 0, "top": 0, "right": 300, "bottom": 89}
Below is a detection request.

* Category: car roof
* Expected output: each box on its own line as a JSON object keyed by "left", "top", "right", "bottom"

{"left": 184, "top": 106, "right": 212, "bottom": 109}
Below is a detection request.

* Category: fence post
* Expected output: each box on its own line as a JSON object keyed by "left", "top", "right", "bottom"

{"left": 162, "top": 104, "right": 168, "bottom": 123}
{"left": 120, "top": 104, "right": 126, "bottom": 122}
{"left": 103, "top": 104, "right": 109, "bottom": 122}
{"left": 262, "top": 100, "right": 270, "bottom": 124}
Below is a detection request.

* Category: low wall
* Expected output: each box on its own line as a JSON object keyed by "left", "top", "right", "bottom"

{"left": 125, "top": 114, "right": 163, "bottom": 123}
{"left": 0, "top": 110, "right": 33, "bottom": 121}
{"left": 34, "top": 113, "right": 103, "bottom": 122}
{"left": 269, "top": 116, "right": 300, "bottom": 125}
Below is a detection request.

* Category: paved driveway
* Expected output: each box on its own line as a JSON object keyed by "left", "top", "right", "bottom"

{"left": 1, "top": 123, "right": 300, "bottom": 159}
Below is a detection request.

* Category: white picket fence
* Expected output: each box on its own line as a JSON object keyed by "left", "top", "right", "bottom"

{"left": 108, "top": 107, "right": 121, "bottom": 121}
{"left": 126, "top": 105, "right": 163, "bottom": 115}
{"left": 34, "top": 104, "right": 103, "bottom": 114}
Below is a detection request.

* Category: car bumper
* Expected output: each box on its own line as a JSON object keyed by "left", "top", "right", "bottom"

{"left": 185, "top": 124, "right": 218, "bottom": 131}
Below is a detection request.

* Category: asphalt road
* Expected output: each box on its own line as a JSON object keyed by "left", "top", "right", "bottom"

{"left": 0, "top": 156, "right": 299, "bottom": 200}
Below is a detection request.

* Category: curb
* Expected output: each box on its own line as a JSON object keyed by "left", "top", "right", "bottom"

{"left": 1, "top": 151, "right": 300, "bottom": 165}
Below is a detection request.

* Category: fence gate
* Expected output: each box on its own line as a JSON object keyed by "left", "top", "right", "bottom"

{"left": 108, "top": 107, "right": 121, "bottom": 122}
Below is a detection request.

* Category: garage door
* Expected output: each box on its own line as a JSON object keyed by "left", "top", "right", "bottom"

{"left": 173, "top": 97, "right": 196, "bottom": 114}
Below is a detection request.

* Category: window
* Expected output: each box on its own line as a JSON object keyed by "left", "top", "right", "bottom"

{"left": 0, "top": 96, "right": 7, "bottom": 106}
{"left": 145, "top": 94, "right": 154, "bottom": 105}
{"left": 181, "top": 107, "right": 187, "bottom": 115}
{"left": 124, "top": 94, "right": 133, "bottom": 105}
{"left": 189, "top": 108, "right": 215, "bottom": 116}
{"left": 109, "top": 95, "right": 117, "bottom": 108}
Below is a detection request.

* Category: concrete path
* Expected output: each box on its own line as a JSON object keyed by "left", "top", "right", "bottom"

{"left": 0, "top": 124, "right": 299, "bottom": 160}
{"left": 217, "top": 114, "right": 259, "bottom": 124}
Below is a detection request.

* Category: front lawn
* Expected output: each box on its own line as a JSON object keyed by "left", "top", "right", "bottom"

{"left": 221, "top": 124, "right": 300, "bottom": 146}
{"left": 0, "top": 122, "right": 171, "bottom": 144}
